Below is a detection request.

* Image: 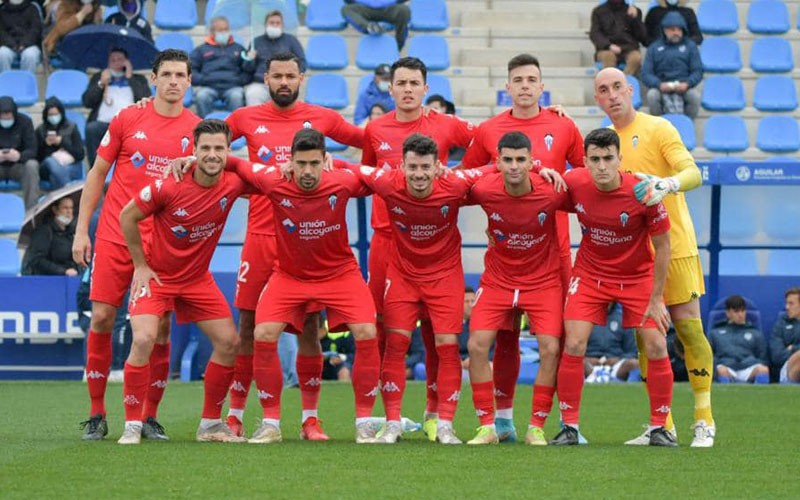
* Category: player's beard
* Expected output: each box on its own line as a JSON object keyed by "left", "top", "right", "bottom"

{"left": 270, "top": 86, "right": 300, "bottom": 108}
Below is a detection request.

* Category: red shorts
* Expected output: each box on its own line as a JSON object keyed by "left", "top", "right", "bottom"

{"left": 129, "top": 272, "right": 231, "bottom": 324}
{"left": 470, "top": 279, "right": 563, "bottom": 337}
{"left": 563, "top": 275, "right": 658, "bottom": 329}
{"left": 255, "top": 269, "right": 375, "bottom": 334}
{"left": 383, "top": 265, "right": 463, "bottom": 334}
{"left": 90, "top": 238, "right": 141, "bottom": 307}
{"left": 234, "top": 232, "right": 278, "bottom": 311}
{"left": 367, "top": 231, "right": 393, "bottom": 314}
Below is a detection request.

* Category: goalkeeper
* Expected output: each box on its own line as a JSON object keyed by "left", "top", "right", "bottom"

{"left": 593, "top": 67, "right": 715, "bottom": 448}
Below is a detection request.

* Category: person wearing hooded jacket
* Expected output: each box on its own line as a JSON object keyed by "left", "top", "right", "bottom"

{"left": 0, "top": 95, "right": 39, "bottom": 209}
{"left": 644, "top": 0, "right": 702, "bottom": 47}
{"left": 641, "top": 10, "right": 703, "bottom": 119}
{"left": 0, "top": 0, "right": 43, "bottom": 73}
{"left": 104, "top": 0, "right": 152, "bottom": 44}
{"left": 35, "top": 97, "right": 85, "bottom": 190}
{"left": 23, "top": 195, "right": 81, "bottom": 276}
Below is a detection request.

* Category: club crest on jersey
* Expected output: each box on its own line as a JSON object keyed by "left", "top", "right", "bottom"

{"left": 257, "top": 145, "right": 273, "bottom": 162}
{"left": 100, "top": 130, "right": 111, "bottom": 147}
{"left": 632, "top": 135, "right": 639, "bottom": 148}
{"left": 619, "top": 211, "right": 630, "bottom": 227}
{"left": 180, "top": 136, "right": 190, "bottom": 153}
{"left": 328, "top": 194, "right": 338, "bottom": 210}
{"left": 544, "top": 133, "right": 554, "bottom": 151}
{"left": 302, "top": 121, "right": 312, "bottom": 129}
{"left": 219, "top": 196, "right": 229, "bottom": 212}
{"left": 131, "top": 151, "right": 145, "bottom": 168}
{"left": 139, "top": 185, "right": 152, "bottom": 202}
{"left": 492, "top": 229, "right": 507, "bottom": 242}
{"left": 440, "top": 204, "right": 450, "bottom": 218}
{"left": 282, "top": 218, "right": 297, "bottom": 233}
{"left": 171, "top": 225, "right": 188, "bottom": 238}
{"left": 538, "top": 211, "right": 547, "bottom": 226}
{"left": 394, "top": 221, "right": 408, "bottom": 232}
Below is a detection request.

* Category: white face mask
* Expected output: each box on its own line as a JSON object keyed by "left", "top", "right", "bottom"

{"left": 665, "top": 0, "right": 679, "bottom": 5}
{"left": 81, "top": 0, "right": 93, "bottom": 4}
{"left": 214, "top": 32, "right": 230, "bottom": 45}
{"left": 47, "top": 114, "right": 62, "bottom": 126}
{"left": 9, "top": 0, "right": 24, "bottom": 6}
{"left": 0, "top": 119, "right": 13, "bottom": 129}
{"left": 110, "top": 69, "right": 125, "bottom": 78}
{"left": 56, "top": 215, "right": 73, "bottom": 226}
{"left": 376, "top": 80, "right": 390, "bottom": 93}
{"left": 265, "top": 26, "right": 282, "bottom": 39}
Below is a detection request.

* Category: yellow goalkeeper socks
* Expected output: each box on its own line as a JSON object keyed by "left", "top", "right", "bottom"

{"left": 675, "top": 318, "right": 714, "bottom": 425}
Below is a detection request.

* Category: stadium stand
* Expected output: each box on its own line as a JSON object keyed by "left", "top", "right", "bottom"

{"left": 306, "top": 34, "right": 349, "bottom": 70}
{"left": 756, "top": 116, "right": 800, "bottom": 153}
{"left": 697, "top": 0, "right": 739, "bottom": 34}
{"left": 627, "top": 74, "right": 642, "bottom": 110}
{"left": 424, "top": 73, "right": 454, "bottom": 102}
{"left": 0, "top": 238, "right": 20, "bottom": 276}
{"left": 45, "top": 71, "right": 89, "bottom": 108}
{"left": 304, "top": 73, "right": 349, "bottom": 109}
{"left": 703, "top": 115, "right": 749, "bottom": 152}
{"left": 0, "top": 70, "right": 38, "bottom": 107}
{"left": 0, "top": 194, "right": 24, "bottom": 234}
{"left": 700, "top": 37, "right": 742, "bottom": 72}
{"left": 701, "top": 75, "right": 746, "bottom": 112}
{"left": 305, "top": 0, "right": 347, "bottom": 31}
{"left": 407, "top": 35, "right": 450, "bottom": 71}
{"left": 746, "top": 0, "right": 790, "bottom": 34}
{"left": 355, "top": 34, "right": 400, "bottom": 70}
{"left": 203, "top": 111, "right": 246, "bottom": 150}
{"left": 707, "top": 295, "right": 762, "bottom": 331}
{"left": 155, "top": 32, "right": 195, "bottom": 54}
{"left": 749, "top": 37, "right": 794, "bottom": 72}
{"left": 218, "top": 198, "right": 248, "bottom": 245}
{"left": 153, "top": 0, "right": 198, "bottom": 30}
{"left": 753, "top": 75, "right": 798, "bottom": 112}
{"left": 662, "top": 114, "right": 696, "bottom": 151}
{"left": 64, "top": 110, "right": 86, "bottom": 141}
{"left": 325, "top": 137, "right": 348, "bottom": 153}
{"left": 409, "top": 0, "right": 450, "bottom": 31}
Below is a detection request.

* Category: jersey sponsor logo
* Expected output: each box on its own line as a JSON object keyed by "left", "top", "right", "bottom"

{"left": 280, "top": 198, "right": 294, "bottom": 208}
{"left": 391, "top": 206, "right": 405, "bottom": 216}
{"left": 492, "top": 229, "right": 507, "bottom": 242}
{"left": 632, "top": 135, "right": 639, "bottom": 149}
{"left": 253, "top": 162, "right": 268, "bottom": 173}
{"left": 173, "top": 207, "right": 189, "bottom": 217}
{"left": 257, "top": 145, "right": 273, "bottom": 162}
{"left": 170, "top": 225, "right": 188, "bottom": 238}
{"left": 538, "top": 211, "right": 547, "bottom": 226}
{"left": 123, "top": 394, "right": 140, "bottom": 406}
{"left": 544, "top": 133, "right": 554, "bottom": 151}
{"left": 588, "top": 226, "right": 633, "bottom": 246}
{"left": 151, "top": 379, "right": 167, "bottom": 389}
{"left": 257, "top": 389, "right": 274, "bottom": 400}
{"left": 86, "top": 370, "right": 105, "bottom": 379}
{"left": 254, "top": 125, "right": 270, "bottom": 134}
{"left": 282, "top": 218, "right": 297, "bottom": 233}
{"left": 296, "top": 219, "right": 342, "bottom": 240}
{"left": 304, "top": 377, "right": 322, "bottom": 387}
{"left": 489, "top": 212, "right": 503, "bottom": 222}
{"left": 139, "top": 185, "right": 152, "bottom": 202}
{"left": 219, "top": 196, "right": 229, "bottom": 212}
{"left": 100, "top": 130, "right": 111, "bottom": 147}
{"left": 378, "top": 142, "right": 392, "bottom": 151}
{"left": 440, "top": 204, "right": 450, "bottom": 218}
{"left": 619, "top": 211, "right": 629, "bottom": 227}
{"left": 133, "top": 130, "right": 148, "bottom": 140}
{"left": 382, "top": 381, "right": 400, "bottom": 393}
{"left": 394, "top": 221, "right": 407, "bottom": 232}
{"left": 131, "top": 150, "right": 146, "bottom": 168}
{"left": 652, "top": 204, "right": 668, "bottom": 224}
{"left": 328, "top": 194, "right": 338, "bottom": 210}
{"left": 302, "top": 120, "right": 312, "bottom": 129}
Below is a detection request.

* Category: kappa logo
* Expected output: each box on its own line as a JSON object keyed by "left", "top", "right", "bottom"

{"left": 382, "top": 381, "right": 400, "bottom": 393}
{"left": 690, "top": 368, "right": 710, "bottom": 377}
{"left": 567, "top": 276, "right": 580, "bottom": 296}
{"left": 180, "top": 136, "right": 190, "bottom": 153}
{"left": 494, "top": 389, "right": 507, "bottom": 397}
{"left": 489, "top": 212, "right": 503, "bottom": 222}
{"left": 171, "top": 225, "right": 188, "bottom": 238}
{"left": 365, "top": 385, "right": 379, "bottom": 397}
{"left": 575, "top": 203, "right": 586, "bottom": 214}
{"left": 620, "top": 211, "right": 630, "bottom": 227}
{"left": 257, "top": 390, "right": 274, "bottom": 400}
{"left": 154, "top": 179, "right": 163, "bottom": 191}
{"left": 133, "top": 130, "right": 148, "bottom": 140}
{"left": 538, "top": 211, "right": 547, "bottom": 226}
{"left": 544, "top": 133, "right": 554, "bottom": 151}
{"left": 328, "top": 194, "right": 338, "bottom": 210}
{"left": 86, "top": 370, "right": 106, "bottom": 379}
{"left": 427, "top": 382, "right": 437, "bottom": 392}
{"left": 151, "top": 379, "right": 167, "bottom": 389}
{"left": 282, "top": 218, "right": 297, "bottom": 233}
{"left": 230, "top": 380, "right": 246, "bottom": 392}
{"left": 391, "top": 206, "right": 406, "bottom": 216}
{"left": 253, "top": 162, "right": 268, "bottom": 173}
{"left": 475, "top": 409, "right": 488, "bottom": 417}
{"left": 446, "top": 390, "right": 461, "bottom": 402}
{"left": 254, "top": 125, "right": 270, "bottom": 134}
{"left": 655, "top": 405, "right": 671, "bottom": 414}
{"left": 123, "top": 395, "right": 140, "bottom": 406}
{"left": 533, "top": 411, "right": 550, "bottom": 419}
{"left": 280, "top": 198, "right": 294, "bottom": 208}
{"left": 131, "top": 151, "right": 146, "bottom": 168}
{"left": 559, "top": 401, "right": 573, "bottom": 410}
{"left": 173, "top": 207, "right": 189, "bottom": 217}
{"left": 378, "top": 142, "right": 392, "bottom": 151}
{"left": 304, "top": 377, "right": 322, "bottom": 387}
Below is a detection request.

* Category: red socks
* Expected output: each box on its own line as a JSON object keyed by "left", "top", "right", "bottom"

{"left": 493, "top": 329, "right": 520, "bottom": 412}
{"left": 297, "top": 354, "right": 323, "bottom": 415}
{"left": 352, "top": 338, "right": 380, "bottom": 418}
{"left": 471, "top": 380, "right": 495, "bottom": 426}
{"left": 203, "top": 361, "right": 234, "bottom": 419}
{"left": 376, "top": 320, "right": 387, "bottom": 363}
{"left": 143, "top": 342, "right": 170, "bottom": 420}
{"left": 229, "top": 354, "right": 254, "bottom": 411}
{"left": 253, "top": 341, "right": 283, "bottom": 420}
{"left": 420, "top": 321, "right": 439, "bottom": 414}
{"left": 122, "top": 362, "right": 149, "bottom": 422}
{"left": 86, "top": 330, "right": 112, "bottom": 416}
{"left": 530, "top": 384, "right": 555, "bottom": 428}
{"left": 434, "top": 343, "right": 462, "bottom": 422}
{"left": 556, "top": 352, "right": 585, "bottom": 425}
{"left": 646, "top": 356, "right": 674, "bottom": 427}
{"left": 380, "top": 332, "right": 411, "bottom": 422}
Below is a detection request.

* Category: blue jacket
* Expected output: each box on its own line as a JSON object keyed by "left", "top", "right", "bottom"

{"left": 585, "top": 304, "right": 637, "bottom": 359}
{"left": 190, "top": 37, "right": 254, "bottom": 92}
{"left": 641, "top": 10, "right": 703, "bottom": 89}
{"left": 708, "top": 321, "right": 766, "bottom": 371}
{"left": 353, "top": 80, "right": 395, "bottom": 125}
{"left": 345, "top": 0, "right": 407, "bottom": 8}
{"left": 250, "top": 32, "right": 306, "bottom": 82}
{"left": 769, "top": 315, "right": 800, "bottom": 368}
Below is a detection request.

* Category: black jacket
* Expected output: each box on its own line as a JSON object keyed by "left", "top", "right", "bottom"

{"left": 708, "top": 321, "right": 766, "bottom": 371}
{"left": 81, "top": 72, "right": 151, "bottom": 122}
{"left": 644, "top": 2, "right": 703, "bottom": 46}
{"left": 104, "top": 12, "right": 153, "bottom": 43}
{"left": 24, "top": 218, "right": 80, "bottom": 275}
{"left": 35, "top": 96, "right": 85, "bottom": 162}
{"left": 0, "top": 96, "right": 37, "bottom": 166}
{"left": 0, "top": 0, "right": 43, "bottom": 50}
{"left": 589, "top": 1, "right": 648, "bottom": 54}
{"left": 769, "top": 315, "right": 800, "bottom": 368}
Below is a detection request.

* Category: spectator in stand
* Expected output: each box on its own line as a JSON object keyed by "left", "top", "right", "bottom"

{"left": 368, "top": 103, "right": 388, "bottom": 123}
{"left": 342, "top": 0, "right": 411, "bottom": 51}
{"left": 708, "top": 295, "right": 770, "bottom": 384}
{"left": 458, "top": 287, "right": 484, "bottom": 371}
{"left": 245, "top": 9, "right": 306, "bottom": 106}
{"left": 43, "top": 0, "right": 103, "bottom": 57}
{"left": 425, "top": 94, "right": 465, "bottom": 163}
{"left": 190, "top": 16, "right": 252, "bottom": 117}
{"left": 22, "top": 195, "right": 81, "bottom": 276}
{"left": 770, "top": 287, "right": 800, "bottom": 384}
{"left": 104, "top": 0, "right": 152, "bottom": 44}
{"left": 406, "top": 327, "right": 425, "bottom": 379}
{"left": 584, "top": 302, "right": 639, "bottom": 382}
{"left": 321, "top": 330, "right": 355, "bottom": 382}
{"left": 641, "top": 11, "right": 703, "bottom": 119}
{"left": 354, "top": 64, "right": 394, "bottom": 126}
{"left": 0, "top": 95, "right": 38, "bottom": 209}
{"left": 589, "top": 0, "right": 648, "bottom": 76}
{"left": 0, "top": 0, "right": 43, "bottom": 74}
{"left": 82, "top": 47, "right": 150, "bottom": 168}
{"left": 35, "top": 97, "right": 85, "bottom": 190}
{"left": 644, "top": 0, "right": 702, "bottom": 47}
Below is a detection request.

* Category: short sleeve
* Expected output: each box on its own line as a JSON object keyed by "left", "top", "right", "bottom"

{"left": 134, "top": 178, "right": 169, "bottom": 217}
{"left": 360, "top": 123, "right": 377, "bottom": 166}
{"left": 96, "top": 112, "right": 124, "bottom": 163}
{"left": 647, "top": 202, "right": 671, "bottom": 236}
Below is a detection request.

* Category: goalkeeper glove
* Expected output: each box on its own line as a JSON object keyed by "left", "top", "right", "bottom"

{"left": 633, "top": 173, "right": 680, "bottom": 206}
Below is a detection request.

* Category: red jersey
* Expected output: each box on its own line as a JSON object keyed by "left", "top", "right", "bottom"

{"left": 226, "top": 101, "right": 364, "bottom": 236}
{"left": 466, "top": 171, "right": 569, "bottom": 289}
{"left": 564, "top": 168, "right": 670, "bottom": 284}
{"left": 133, "top": 172, "right": 253, "bottom": 285}
{"left": 231, "top": 158, "right": 369, "bottom": 282}
{"left": 96, "top": 102, "right": 201, "bottom": 245}
{"left": 358, "top": 166, "right": 488, "bottom": 281}
{"left": 361, "top": 110, "right": 475, "bottom": 234}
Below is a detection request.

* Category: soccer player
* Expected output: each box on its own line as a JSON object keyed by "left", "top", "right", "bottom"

{"left": 461, "top": 54, "right": 584, "bottom": 441}
{"left": 549, "top": 128, "right": 675, "bottom": 447}
{"left": 117, "top": 120, "right": 250, "bottom": 445}
{"left": 72, "top": 49, "right": 200, "bottom": 441}
{"left": 464, "top": 131, "right": 568, "bottom": 446}
{"left": 224, "top": 52, "right": 365, "bottom": 440}
{"left": 594, "top": 67, "right": 715, "bottom": 447}
{"left": 225, "top": 129, "right": 381, "bottom": 444}
{"left": 361, "top": 56, "right": 475, "bottom": 440}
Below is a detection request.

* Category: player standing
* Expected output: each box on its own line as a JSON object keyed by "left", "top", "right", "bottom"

{"left": 117, "top": 120, "right": 250, "bottom": 444}
{"left": 72, "top": 49, "right": 200, "bottom": 440}
{"left": 224, "top": 52, "right": 365, "bottom": 440}
{"left": 594, "top": 68, "right": 715, "bottom": 447}
{"left": 549, "top": 128, "right": 675, "bottom": 447}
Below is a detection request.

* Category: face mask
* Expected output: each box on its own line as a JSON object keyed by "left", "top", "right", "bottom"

{"left": 9, "top": 0, "right": 24, "bottom": 6}
{"left": 666, "top": 0, "right": 679, "bottom": 5}
{"left": 265, "top": 26, "right": 282, "bottom": 39}
{"left": 110, "top": 69, "right": 125, "bottom": 78}
{"left": 376, "top": 80, "right": 390, "bottom": 92}
{"left": 0, "top": 119, "right": 13, "bottom": 129}
{"left": 81, "top": 0, "right": 93, "bottom": 4}
{"left": 56, "top": 215, "right": 73, "bottom": 226}
{"left": 214, "top": 32, "right": 230, "bottom": 45}
{"left": 47, "top": 114, "right": 62, "bottom": 126}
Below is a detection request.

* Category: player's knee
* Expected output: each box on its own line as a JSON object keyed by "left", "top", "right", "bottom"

{"left": 90, "top": 304, "right": 117, "bottom": 332}
{"left": 467, "top": 336, "right": 490, "bottom": 358}
{"left": 643, "top": 339, "right": 667, "bottom": 359}
{"left": 130, "top": 330, "right": 157, "bottom": 361}
{"left": 350, "top": 323, "right": 376, "bottom": 340}
{"left": 538, "top": 338, "right": 561, "bottom": 362}
{"left": 563, "top": 337, "right": 587, "bottom": 356}
{"left": 216, "top": 333, "right": 240, "bottom": 358}
{"left": 254, "top": 323, "right": 281, "bottom": 342}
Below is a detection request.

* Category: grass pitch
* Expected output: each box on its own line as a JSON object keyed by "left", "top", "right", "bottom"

{"left": 0, "top": 381, "right": 797, "bottom": 499}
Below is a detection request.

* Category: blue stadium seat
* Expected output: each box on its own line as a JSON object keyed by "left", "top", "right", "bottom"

{"left": 219, "top": 198, "right": 248, "bottom": 244}
{"left": 306, "top": 0, "right": 347, "bottom": 30}
{"left": 204, "top": 0, "right": 217, "bottom": 25}
{"left": 600, "top": 115, "right": 612, "bottom": 128}
{"left": 409, "top": 0, "right": 449, "bottom": 31}
{"left": 65, "top": 110, "right": 86, "bottom": 141}
{"left": 0, "top": 194, "right": 24, "bottom": 233}
{"left": 697, "top": 0, "right": 739, "bottom": 34}
{"left": 707, "top": 295, "right": 761, "bottom": 330}
{"left": 719, "top": 186, "right": 759, "bottom": 243}
{"left": 209, "top": 245, "right": 242, "bottom": 273}
{"left": 750, "top": 37, "right": 793, "bottom": 73}
{"left": 700, "top": 75, "right": 745, "bottom": 111}
{"left": 305, "top": 34, "right": 348, "bottom": 70}
{"left": 703, "top": 115, "right": 749, "bottom": 152}
{"left": 0, "top": 70, "right": 38, "bottom": 106}
{"left": 155, "top": 32, "right": 194, "bottom": 54}
{"left": 747, "top": 0, "right": 790, "bottom": 34}
{"left": 756, "top": 116, "right": 800, "bottom": 153}
{"left": 305, "top": 74, "right": 349, "bottom": 109}
{"left": 753, "top": 75, "right": 798, "bottom": 112}
{"left": 424, "top": 74, "right": 453, "bottom": 102}
{"left": 700, "top": 37, "right": 742, "bottom": 73}
{"left": 0, "top": 238, "right": 20, "bottom": 276}
{"left": 204, "top": 111, "right": 246, "bottom": 150}
{"left": 154, "top": 0, "right": 197, "bottom": 30}
{"left": 662, "top": 114, "right": 696, "bottom": 151}
{"left": 763, "top": 191, "right": 800, "bottom": 243}
{"left": 356, "top": 34, "right": 400, "bottom": 70}
{"left": 407, "top": 35, "right": 450, "bottom": 71}
{"left": 627, "top": 74, "right": 642, "bottom": 109}
{"left": 356, "top": 74, "right": 373, "bottom": 97}
{"left": 767, "top": 250, "right": 800, "bottom": 276}
{"left": 325, "top": 137, "right": 348, "bottom": 152}
{"left": 718, "top": 250, "right": 760, "bottom": 276}
{"left": 45, "top": 70, "right": 88, "bottom": 108}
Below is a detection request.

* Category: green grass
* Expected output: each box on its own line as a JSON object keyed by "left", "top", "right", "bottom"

{"left": 0, "top": 381, "right": 797, "bottom": 499}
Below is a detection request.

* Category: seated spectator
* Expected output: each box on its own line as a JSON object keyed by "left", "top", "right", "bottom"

{"left": 708, "top": 295, "right": 769, "bottom": 384}
{"left": 22, "top": 195, "right": 80, "bottom": 276}
{"left": 425, "top": 94, "right": 465, "bottom": 163}
{"left": 82, "top": 47, "right": 150, "bottom": 167}
{"left": 354, "top": 64, "right": 394, "bottom": 126}
{"left": 644, "top": 0, "right": 702, "bottom": 47}
{"left": 0, "top": 95, "right": 39, "bottom": 209}
{"left": 666, "top": 327, "right": 688, "bottom": 382}
{"left": 641, "top": 11, "right": 702, "bottom": 119}
{"left": 245, "top": 10, "right": 306, "bottom": 106}
{"left": 770, "top": 287, "right": 800, "bottom": 384}
{"left": 190, "top": 16, "right": 252, "bottom": 117}
{"left": 321, "top": 330, "right": 355, "bottom": 382}
{"left": 35, "top": 97, "right": 85, "bottom": 190}
{"left": 43, "top": 0, "right": 103, "bottom": 56}
{"left": 590, "top": 0, "right": 647, "bottom": 75}
{"left": 368, "top": 103, "right": 388, "bottom": 123}
{"left": 584, "top": 302, "right": 639, "bottom": 382}
{"left": 0, "top": 0, "right": 43, "bottom": 74}
{"left": 342, "top": 0, "right": 411, "bottom": 51}
{"left": 104, "top": 0, "right": 152, "bottom": 44}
